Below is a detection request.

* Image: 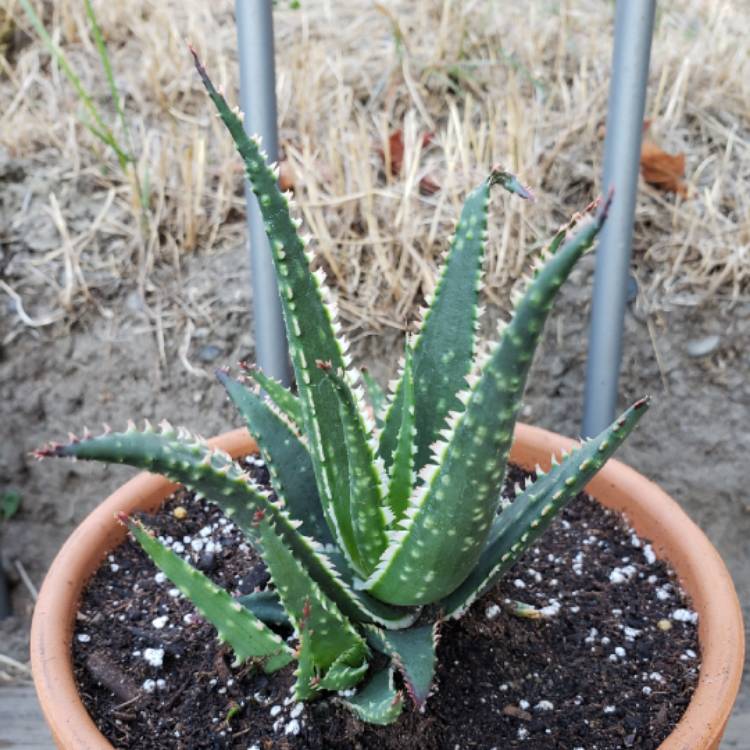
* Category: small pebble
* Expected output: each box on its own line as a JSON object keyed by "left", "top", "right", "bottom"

{"left": 173, "top": 506, "right": 188, "bottom": 520}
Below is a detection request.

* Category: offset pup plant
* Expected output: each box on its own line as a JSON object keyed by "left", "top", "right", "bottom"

{"left": 36, "top": 52, "right": 649, "bottom": 725}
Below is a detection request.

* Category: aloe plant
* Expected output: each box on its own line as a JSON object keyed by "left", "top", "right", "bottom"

{"left": 35, "top": 51, "right": 650, "bottom": 724}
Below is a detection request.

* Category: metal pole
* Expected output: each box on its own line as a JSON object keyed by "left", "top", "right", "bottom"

{"left": 0, "top": 571, "right": 10, "bottom": 618}
{"left": 235, "top": 0, "right": 291, "bottom": 386}
{"left": 582, "top": 0, "right": 656, "bottom": 437}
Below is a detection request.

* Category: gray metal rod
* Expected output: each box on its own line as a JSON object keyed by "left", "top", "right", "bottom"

{"left": 236, "top": 0, "right": 291, "bottom": 386}
{"left": 0, "top": 570, "right": 10, "bottom": 618}
{"left": 583, "top": 0, "right": 656, "bottom": 437}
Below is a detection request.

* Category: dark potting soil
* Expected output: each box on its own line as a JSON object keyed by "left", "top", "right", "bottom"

{"left": 72, "top": 457, "right": 699, "bottom": 749}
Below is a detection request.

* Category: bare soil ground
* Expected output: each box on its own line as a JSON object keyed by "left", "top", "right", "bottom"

{"left": 0, "top": 0, "right": 747, "bottom": 734}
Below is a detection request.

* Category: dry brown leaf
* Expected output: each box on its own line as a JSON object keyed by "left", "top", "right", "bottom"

{"left": 278, "top": 158, "right": 296, "bottom": 192}
{"left": 379, "top": 129, "right": 440, "bottom": 193}
{"left": 640, "top": 139, "right": 688, "bottom": 197}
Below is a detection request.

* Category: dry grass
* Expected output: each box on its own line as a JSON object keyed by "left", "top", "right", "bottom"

{"left": 1, "top": 0, "right": 748, "bottom": 346}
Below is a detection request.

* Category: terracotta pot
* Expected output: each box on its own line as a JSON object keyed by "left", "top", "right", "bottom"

{"left": 31, "top": 425, "right": 744, "bottom": 749}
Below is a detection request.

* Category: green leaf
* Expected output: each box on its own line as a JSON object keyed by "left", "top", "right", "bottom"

{"left": 125, "top": 516, "right": 292, "bottom": 671}
{"left": 316, "top": 647, "right": 370, "bottom": 691}
{"left": 364, "top": 200, "right": 611, "bottom": 606}
{"left": 378, "top": 168, "right": 533, "bottom": 476}
{"left": 364, "top": 623, "right": 439, "bottom": 707}
{"left": 36, "top": 425, "right": 417, "bottom": 629}
{"left": 319, "top": 365, "right": 388, "bottom": 573}
{"left": 193, "top": 50, "right": 370, "bottom": 576}
{"left": 241, "top": 364, "right": 304, "bottom": 434}
{"left": 216, "top": 370, "right": 331, "bottom": 544}
{"left": 339, "top": 667, "right": 404, "bottom": 725}
{"left": 257, "top": 516, "right": 368, "bottom": 683}
{"left": 383, "top": 348, "right": 416, "bottom": 523}
{"left": 360, "top": 369, "right": 386, "bottom": 427}
{"left": 440, "top": 397, "right": 650, "bottom": 618}
{"left": 1, "top": 491, "right": 22, "bottom": 522}
{"left": 236, "top": 590, "right": 289, "bottom": 627}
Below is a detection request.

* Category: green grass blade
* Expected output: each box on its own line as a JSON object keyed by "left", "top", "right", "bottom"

{"left": 83, "top": 0, "right": 134, "bottom": 165}
{"left": 18, "top": 0, "right": 128, "bottom": 166}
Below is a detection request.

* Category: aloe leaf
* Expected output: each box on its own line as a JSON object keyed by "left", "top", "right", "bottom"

{"left": 256, "top": 516, "right": 368, "bottom": 687}
{"left": 316, "top": 647, "right": 370, "bottom": 691}
{"left": 319, "top": 365, "right": 388, "bottom": 572}
{"left": 383, "top": 348, "right": 416, "bottom": 523}
{"left": 193, "top": 50, "right": 372, "bottom": 576}
{"left": 364, "top": 199, "right": 612, "bottom": 605}
{"left": 123, "top": 515, "right": 292, "bottom": 671}
{"left": 338, "top": 667, "right": 404, "bottom": 725}
{"left": 236, "top": 590, "right": 289, "bottom": 626}
{"left": 216, "top": 370, "right": 331, "bottom": 544}
{"left": 364, "top": 623, "right": 439, "bottom": 708}
{"left": 35, "top": 425, "right": 416, "bottom": 629}
{"left": 440, "top": 397, "right": 650, "bottom": 618}
{"left": 359, "top": 369, "right": 386, "bottom": 426}
{"left": 378, "top": 168, "right": 533, "bottom": 475}
{"left": 294, "top": 626, "right": 317, "bottom": 700}
{"left": 240, "top": 363, "right": 304, "bottom": 434}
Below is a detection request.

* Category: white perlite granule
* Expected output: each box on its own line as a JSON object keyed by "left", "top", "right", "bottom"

{"left": 535, "top": 700, "right": 554, "bottom": 711}
{"left": 609, "top": 565, "right": 637, "bottom": 584}
{"left": 152, "top": 615, "right": 168, "bottom": 629}
{"left": 143, "top": 647, "right": 164, "bottom": 668}
{"left": 76, "top": 633, "right": 91, "bottom": 643}
{"left": 284, "top": 719, "right": 301, "bottom": 736}
{"left": 672, "top": 608, "right": 698, "bottom": 624}
{"left": 485, "top": 604, "right": 502, "bottom": 619}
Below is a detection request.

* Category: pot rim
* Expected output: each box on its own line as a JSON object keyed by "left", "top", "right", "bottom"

{"left": 30, "top": 425, "right": 744, "bottom": 749}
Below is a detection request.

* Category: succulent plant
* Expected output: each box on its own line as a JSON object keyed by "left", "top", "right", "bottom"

{"left": 35, "top": 51, "right": 649, "bottom": 724}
